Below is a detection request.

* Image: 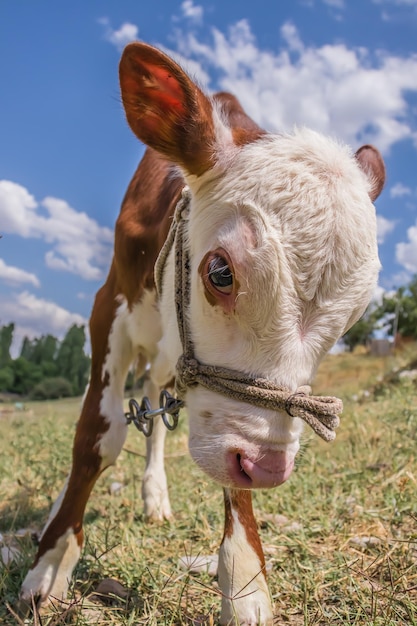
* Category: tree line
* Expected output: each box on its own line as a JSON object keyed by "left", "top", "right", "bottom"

{"left": 343, "top": 275, "right": 417, "bottom": 351}
{"left": 0, "top": 323, "right": 90, "bottom": 400}
{"left": 0, "top": 275, "right": 416, "bottom": 399}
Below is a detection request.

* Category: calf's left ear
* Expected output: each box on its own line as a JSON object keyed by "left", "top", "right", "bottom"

{"left": 119, "top": 43, "right": 216, "bottom": 176}
{"left": 355, "top": 145, "right": 386, "bottom": 201}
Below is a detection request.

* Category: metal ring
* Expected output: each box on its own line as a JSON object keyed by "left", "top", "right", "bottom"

{"left": 159, "top": 390, "right": 180, "bottom": 431}
{"left": 126, "top": 397, "right": 154, "bottom": 437}
{"left": 284, "top": 392, "right": 305, "bottom": 417}
{"left": 139, "top": 397, "right": 153, "bottom": 437}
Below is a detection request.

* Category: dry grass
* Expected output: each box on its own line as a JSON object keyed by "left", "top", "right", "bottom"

{"left": 1, "top": 346, "right": 416, "bottom": 625}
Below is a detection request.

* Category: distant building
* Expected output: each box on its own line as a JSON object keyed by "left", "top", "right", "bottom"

{"left": 369, "top": 339, "right": 393, "bottom": 356}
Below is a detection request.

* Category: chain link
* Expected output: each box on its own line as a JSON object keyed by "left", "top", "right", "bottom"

{"left": 125, "top": 389, "right": 183, "bottom": 437}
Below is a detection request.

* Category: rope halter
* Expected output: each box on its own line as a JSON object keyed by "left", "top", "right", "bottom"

{"left": 155, "top": 187, "right": 343, "bottom": 442}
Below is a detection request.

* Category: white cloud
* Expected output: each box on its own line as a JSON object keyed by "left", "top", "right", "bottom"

{"left": 396, "top": 221, "right": 417, "bottom": 272}
{"left": 373, "top": 0, "right": 417, "bottom": 20}
{"left": 1, "top": 291, "right": 88, "bottom": 357}
{"left": 389, "top": 270, "right": 413, "bottom": 288}
{"left": 99, "top": 17, "right": 138, "bottom": 51}
{"left": 373, "top": 0, "right": 417, "bottom": 6}
{"left": 0, "top": 180, "right": 113, "bottom": 281}
{"left": 0, "top": 180, "right": 37, "bottom": 236}
{"left": 301, "top": 0, "right": 346, "bottom": 8}
{"left": 99, "top": 13, "right": 417, "bottom": 154}
{"left": 371, "top": 283, "right": 386, "bottom": 306}
{"left": 390, "top": 182, "right": 412, "bottom": 198}
{"left": 377, "top": 215, "right": 396, "bottom": 244}
{"left": 322, "top": 0, "right": 345, "bottom": 9}
{"left": 170, "top": 19, "right": 417, "bottom": 153}
{"left": 281, "top": 22, "right": 304, "bottom": 53}
{"left": 180, "top": 0, "right": 204, "bottom": 23}
{"left": 0, "top": 258, "right": 40, "bottom": 287}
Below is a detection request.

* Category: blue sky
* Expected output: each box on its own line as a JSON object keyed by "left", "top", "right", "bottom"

{"left": 1, "top": 0, "right": 417, "bottom": 353}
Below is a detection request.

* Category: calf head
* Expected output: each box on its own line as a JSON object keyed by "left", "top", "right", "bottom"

{"left": 120, "top": 43, "right": 385, "bottom": 490}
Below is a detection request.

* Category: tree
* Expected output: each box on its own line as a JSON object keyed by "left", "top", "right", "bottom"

{"left": 9, "top": 357, "right": 43, "bottom": 395}
{"left": 55, "top": 325, "right": 90, "bottom": 396}
{"left": 374, "top": 275, "right": 417, "bottom": 340}
{"left": 343, "top": 309, "right": 378, "bottom": 352}
{"left": 0, "top": 366, "right": 14, "bottom": 391}
{"left": 0, "top": 324, "right": 91, "bottom": 397}
{"left": 20, "top": 334, "right": 58, "bottom": 377}
{"left": 19, "top": 337, "right": 33, "bottom": 362}
{"left": 0, "top": 323, "right": 14, "bottom": 368}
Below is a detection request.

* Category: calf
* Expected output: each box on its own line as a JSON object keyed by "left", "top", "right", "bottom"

{"left": 21, "top": 43, "right": 385, "bottom": 625}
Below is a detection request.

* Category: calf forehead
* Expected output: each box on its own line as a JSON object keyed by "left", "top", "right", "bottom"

{"left": 192, "top": 129, "right": 377, "bottom": 285}
{"left": 188, "top": 128, "right": 379, "bottom": 372}
{"left": 217, "top": 129, "right": 369, "bottom": 214}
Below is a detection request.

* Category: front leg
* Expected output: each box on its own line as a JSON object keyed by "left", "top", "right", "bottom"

{"left": 141, "top": 377, "right": 172, "bottom": 521}
{"left": 218, "top": 489, "right": 273, "bottom": 626}
{"left": 20, "top": 284, "right": 133, "bottom": 608}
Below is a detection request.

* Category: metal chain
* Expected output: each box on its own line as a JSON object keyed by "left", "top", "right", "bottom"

{"left": 125, "top": 389, "right": 184, "bottom": 437}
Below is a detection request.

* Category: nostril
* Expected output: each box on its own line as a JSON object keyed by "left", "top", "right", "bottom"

{"left": 236, "top": 452, "right": 251, "bottom": 481}
{"left": 227, "top": 448, "right": 295, "bottom": 489}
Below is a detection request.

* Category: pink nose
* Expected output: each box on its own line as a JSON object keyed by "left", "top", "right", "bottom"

{"left": 226, "top": 449, "right": 294, "bottom": 489}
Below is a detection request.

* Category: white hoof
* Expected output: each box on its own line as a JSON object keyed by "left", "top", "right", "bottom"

{"left": 20, "top": 528, "right": 80, "bottom": 607}
{"left": 142, "top": 473, "right": 172, "bottom": 521}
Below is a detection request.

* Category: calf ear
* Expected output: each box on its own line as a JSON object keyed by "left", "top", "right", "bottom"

{"left": 355, "top": 145, "right": 386, "bottom": 201}
{"left": 119, "top": 43, "right": 216, "bottom": 176}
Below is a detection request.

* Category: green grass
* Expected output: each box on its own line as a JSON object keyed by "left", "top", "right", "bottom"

{"left": 1, "top": 347, "right": 416, "bottom": 625}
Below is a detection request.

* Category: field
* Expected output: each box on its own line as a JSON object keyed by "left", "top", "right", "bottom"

{"left": 1, "top": 346, "right": 416, "bottom": 625}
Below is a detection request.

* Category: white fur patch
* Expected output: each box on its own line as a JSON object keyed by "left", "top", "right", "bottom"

{"left": 97, "top": 291, "right": 173, "bottom": 517}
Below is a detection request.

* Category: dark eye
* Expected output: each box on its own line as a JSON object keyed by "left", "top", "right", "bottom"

{"left": 208, "top": 256, "right": 233, "bottom": 293}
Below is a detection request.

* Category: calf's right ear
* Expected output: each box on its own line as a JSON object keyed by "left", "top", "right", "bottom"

{"left": 355, "top": 145, "right": 386, "bottom": 201}
{"left": 119, "top": 43, "right": 216, "bottom": 177}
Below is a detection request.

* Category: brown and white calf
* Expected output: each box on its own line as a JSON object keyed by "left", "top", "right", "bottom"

{"left": 21, "top": 43, "right": 385, "bottom": 625}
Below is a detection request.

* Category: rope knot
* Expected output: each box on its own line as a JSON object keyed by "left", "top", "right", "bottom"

{"left": 284, "top": 385, "right": 342, "bottom": 442}
{"left": 176, "top": 355, "right": 199, "bottom": 396}
{"left": 284, "top": 388, "right": 309, "bottom": 417}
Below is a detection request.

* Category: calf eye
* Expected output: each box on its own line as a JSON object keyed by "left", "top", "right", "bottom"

{"left": 208, "top": 256, "right": 233, "bottom": 293}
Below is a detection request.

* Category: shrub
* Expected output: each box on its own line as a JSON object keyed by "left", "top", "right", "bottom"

{"left": 30, "top": 377, "right": 73, "bottom": 400}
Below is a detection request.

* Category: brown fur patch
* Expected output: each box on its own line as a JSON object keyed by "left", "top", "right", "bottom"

{"left": 114, "top": 149, "right": 183, "bottom": 306}
{"left": 213, "top": 92, "right": 266, "bottom": 147}
{"left": 221, "top": 488, "right": 267, "bottom": 576}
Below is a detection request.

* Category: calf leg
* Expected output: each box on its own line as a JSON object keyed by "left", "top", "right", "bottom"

{"left": 218, "top": 489, "right": 273, "bottom": 626}
{"left": 20, "top": 284, "right": 135, "bottom": 607}
{"left": 141, "top": 377, "right": 172, "bottom": 520}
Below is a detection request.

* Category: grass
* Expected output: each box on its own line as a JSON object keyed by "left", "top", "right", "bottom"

{"left": 0, "top": 345, "right": 416, "bottom": 625}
